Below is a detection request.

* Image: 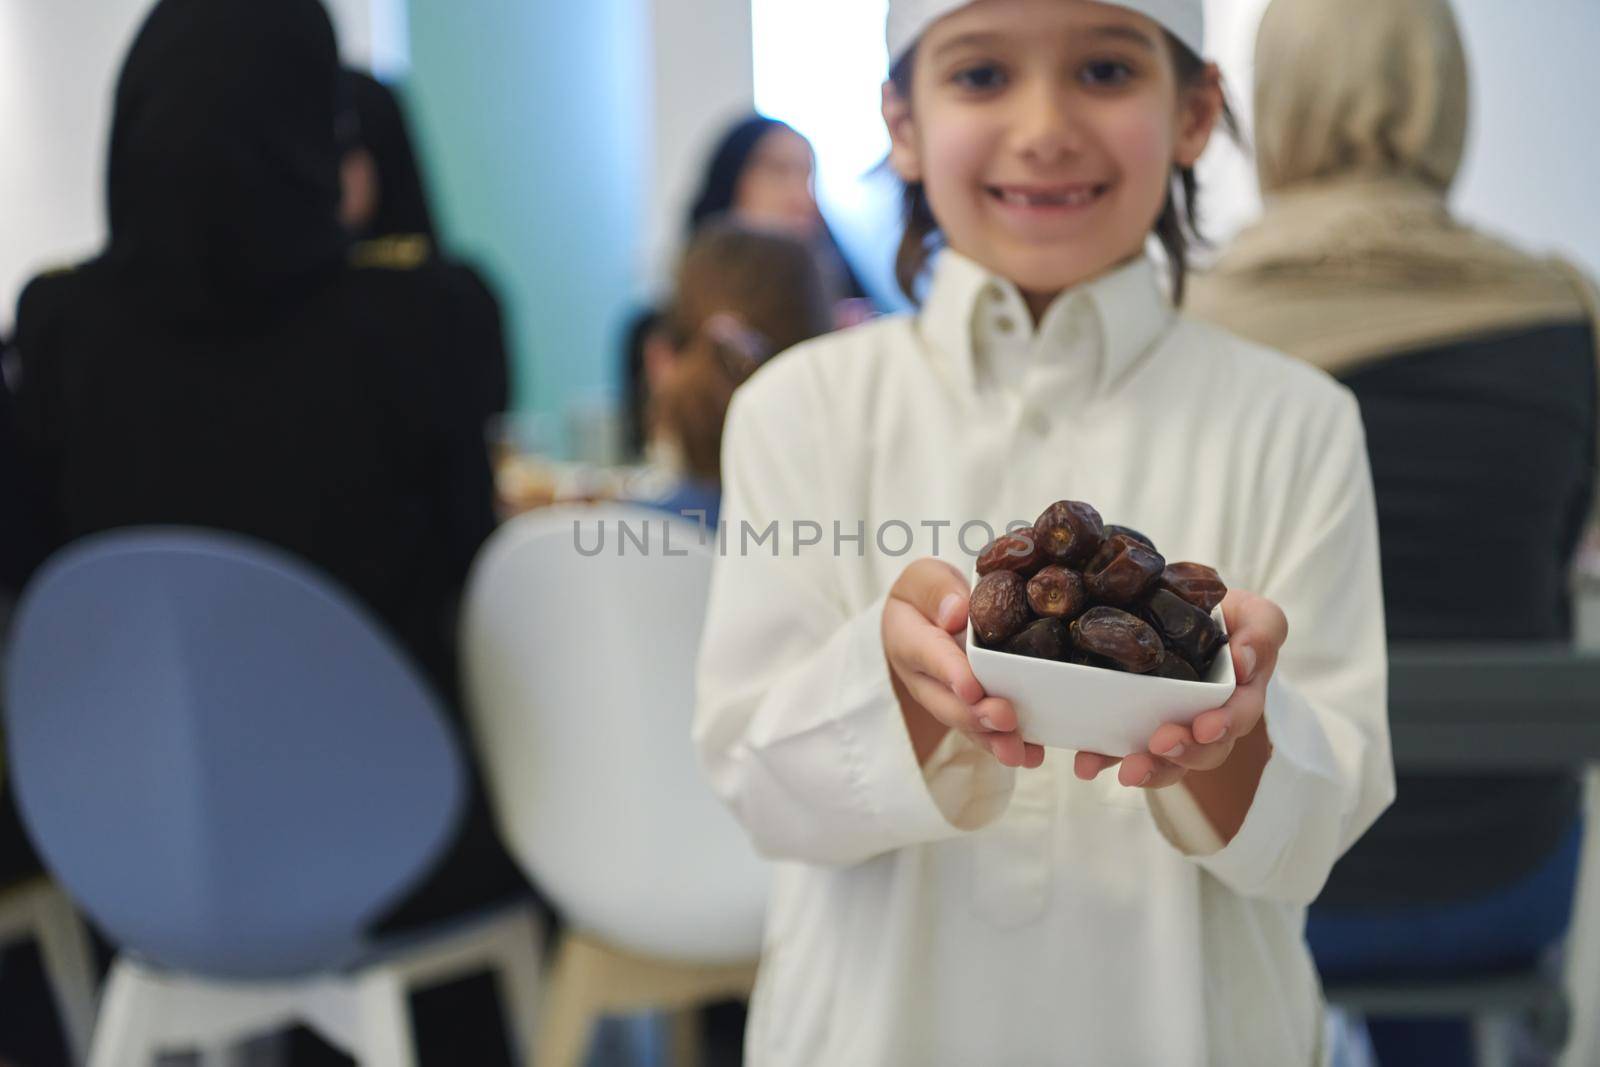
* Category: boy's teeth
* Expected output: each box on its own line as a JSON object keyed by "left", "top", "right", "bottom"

{"left": 999, "top": 188, "right": 1096, "bottom": 206}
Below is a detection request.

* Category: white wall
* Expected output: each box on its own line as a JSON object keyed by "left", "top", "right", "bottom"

{"left": 1197, "top": 0, "right": 1600, "bottom": 279}
{"left": 640, "top": 0, "right": 755, "bottom": 296}
{"left": 1451, "top": 0, "right": 1600, "bottom": 280}
{"left": 752, "top": 0, "right": 905, "bottom": 307}
{"left": 0, "top": 0, "right": 401, "bottom": 336}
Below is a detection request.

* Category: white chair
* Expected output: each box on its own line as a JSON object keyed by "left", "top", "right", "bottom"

{"left": 0, "top": 877, "right": 99, "bottom": 1065}
{"left": 461, "top": 504, "right": 769, "bottom": 1067}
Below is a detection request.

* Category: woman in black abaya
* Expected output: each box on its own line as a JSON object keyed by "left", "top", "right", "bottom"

{"left": 11, "top": 1, "right": 534, "bottom": 1061}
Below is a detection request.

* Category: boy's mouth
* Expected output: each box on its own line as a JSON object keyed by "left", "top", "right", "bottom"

{"left": 987, "top": 183, "right": 1108, "bottom": 209}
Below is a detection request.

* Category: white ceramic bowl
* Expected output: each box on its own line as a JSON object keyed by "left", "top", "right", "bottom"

{"left": 966, "top": 584, "right": 1235, "bottom": 756}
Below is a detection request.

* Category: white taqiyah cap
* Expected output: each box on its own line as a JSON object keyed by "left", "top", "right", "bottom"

{"left": 887, "top": 0, "right": 1205, "bottom": 65}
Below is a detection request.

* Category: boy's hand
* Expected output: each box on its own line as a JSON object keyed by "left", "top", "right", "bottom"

{"left": 1074, "top": 589, "right": 1287, "bottom": 789}
{"left": 882, "top": 558, "right": 1044, "bottom": 769}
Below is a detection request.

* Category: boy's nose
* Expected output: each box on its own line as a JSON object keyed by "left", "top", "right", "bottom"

{"left": 1011, "top": 84, "right": 1085, "bottom": 166}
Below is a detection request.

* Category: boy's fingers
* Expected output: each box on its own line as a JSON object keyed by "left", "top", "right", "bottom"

{"left": 1191, "top": 706, "right": 1232, "bottom": 746}
{"left": 890, "top": 557, "right": 972, "bottom": 631}
{"left": 971, "top": 695, "right": 1018, "bottom": 735}
{"left": 902, "top": 669, "right": 986, "bottom": 734}
{"left": 1147, "top": 722, "right": 1193, "bottom": 760}
{"left": 1169, "top": 736, "right": 1234, "bottom": 772}
{"left": 885, "top": 599, "right": 986, "bottom": 704}
{"left": 1118, "top": 752, "right": 1187, "bottom": 790}
{"left": 1074, "top": 751, "right": 1121, "bottom": 780}
{"left": 1221, "top": 591, "right": 1288, "bottom": 686}
{"left": 1148, "top": 721, "right": 1233, "bottom": 771}
{"left": 979, "top": 729, "right": 1029, "bottom": 767}
{"left": 896, "top": 672, "right": 1030, "bottom": 767}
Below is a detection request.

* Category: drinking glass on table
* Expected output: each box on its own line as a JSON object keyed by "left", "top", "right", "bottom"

{"left": 486, "top": 411, "right": 564, "bottom": 517}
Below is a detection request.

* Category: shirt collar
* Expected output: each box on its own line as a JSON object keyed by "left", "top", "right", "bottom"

{"left": 917, "top": 248, "right": 1175, "bottom": 398}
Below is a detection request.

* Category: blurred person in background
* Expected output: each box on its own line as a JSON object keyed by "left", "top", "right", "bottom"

{"left": 633, "top": 221, "right": 833, "bottom": 529}
{"left": 0, "top": 344, "right": 42, "bottom": 610}
{"left": 609, "top": 223, "right": 828, "bottom": 1065}
{"left": 685, "top": 115, "right": 871, "bottom": 315}
{"left": 8, "top": 0, "right": 532, "bottom": 1061}
{"left": 0, "top": 346, "right": 60, "bottom": 1067}
{"left": 339, "top": 68, "right": 512, "bottom": 431}
{"left": 622, "top": 114, "right": 874, "bottom": 461}
{"left": 1190, "top": 0, "right": 1598, "bottom": 1061}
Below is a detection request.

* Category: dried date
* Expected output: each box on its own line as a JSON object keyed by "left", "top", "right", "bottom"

{"left": 976, "top": 531, "right": 1043, "bottom": 577}
{"left": 1160, "top": 562, "right": 1228, "bottom": 614}
{"left": 1105, "top": 524, "right": 1156, "bottom": 551}
{"left": 1083, "top": 533, "right": 1166, "bottom": 605}
{"left": 1005, "top": 618, "right": 1071, "bottom": 661}
{"left": 969, "top": 570, "right": 1032, "bottom": 646}
{"left": 1142, "top": 589, "right": 1226, "bottom": 671}
{"left": 1068, "top": 606, "right": 1165, "bottom": 674}
{"left": 1026, "top": 566, "right": 1088, "bottom": 620}
{"left": 1149, "top": 650, "right": 1200, "bottom": 682}
{"left": 1032, "top": 500, "right": 1105, "bottom": 566}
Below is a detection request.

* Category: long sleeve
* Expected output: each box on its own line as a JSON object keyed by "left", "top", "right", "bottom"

{"left": 1146, "top": 390, "right": 1395, "bottom": 905}
{"left": 692, "top": 363, "right": 1014, "bottom": 867}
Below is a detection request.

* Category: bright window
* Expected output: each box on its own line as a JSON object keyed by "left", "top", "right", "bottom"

{"left": 751, "top": 0, "right": 906, "bottom": 306}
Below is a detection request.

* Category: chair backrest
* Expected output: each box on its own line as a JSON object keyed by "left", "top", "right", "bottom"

{"left": 461, "top": 503, "right": 767, "bottom": 963}
{"left": 2, "top": 528, "right": 464, "bottom": 979}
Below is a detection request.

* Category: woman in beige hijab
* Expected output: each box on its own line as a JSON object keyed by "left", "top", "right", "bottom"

{"left": 1192, "top": 0, "right": 1597, "bottom": 1061}
{"left": 1192, "top": 0, "right": 1597, "bottom": 367}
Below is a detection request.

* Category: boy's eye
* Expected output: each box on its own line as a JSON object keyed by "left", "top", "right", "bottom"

{"left": 952, "top": 64, "right": 1007, "bottom": 92}
{"left": 1080, "top": 60, "right": 1134, "bottom": 87}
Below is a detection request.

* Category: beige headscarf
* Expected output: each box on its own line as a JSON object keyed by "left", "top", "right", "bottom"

{"left": 1189, "top": 0, "right": 1597, "bottom": 377}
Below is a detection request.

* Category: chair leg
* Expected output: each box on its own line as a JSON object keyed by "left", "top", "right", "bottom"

{"left": 367, "top": 905, "right": 544, "bottom": 1066}
{"left": 668, "top": 1009, "right": 702, "bottom": 1067}
{"left": 535, "top": 932, "right": 604, "bottom": 1067}
{"left": 1473, "top": 1012, "right": 1520, "bottom": 1067}
{"left": 293, "top": 978, "right": 364, "bottom": 1059}
{"left": 490, "top": 915, "right": 543, "bottom": 1067}
{"left": 233, "top": 1030, "right": 293, "bottom": 1067}
{"left": 88, "top": 958, "right": 161, "bottom": 1067}
{"left": 1560, "top": 765, "right": 1600, "bottom": 1067}
{"left": 31, "top": 887, "right": 100, "bottom": 1067}
{"left": 354, "top": 973, "right": 416, "bottom": 1067}
{"left": 196, "top": 1044, "right": 247, "bottom": 1067}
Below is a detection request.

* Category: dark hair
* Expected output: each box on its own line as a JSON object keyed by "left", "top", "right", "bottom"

{"left": 687, "top": 115, "right": 795, "bottom": 235}
{"left": 686, "top": 114, "right": 871, "bottom": 299}
{"left": 655, "top": 222, "right": 833, "bottom": 482}
{"left": 889, "top": 35, "right": 1237, "bottom": 306}
{"left": 663, "top": 221, "right": 833, "bottom": 359}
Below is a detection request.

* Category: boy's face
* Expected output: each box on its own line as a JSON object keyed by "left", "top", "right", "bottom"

{"left": 884, "top": 0, "right": 1219, "bottom": 311}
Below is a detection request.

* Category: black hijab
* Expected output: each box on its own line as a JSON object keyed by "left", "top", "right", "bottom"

{"left": 104, "top": 0, "right": 348, "bottom": 324}
{"left": 344, "top": 70, "right": 439, "bottom": 241}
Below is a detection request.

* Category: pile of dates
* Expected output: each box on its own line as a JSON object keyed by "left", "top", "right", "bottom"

{"left": 970, "top": 500, "right": 1229, "bottom": 681}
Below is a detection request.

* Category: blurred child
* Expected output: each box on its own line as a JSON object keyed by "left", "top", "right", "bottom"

{"left": 635, "top": 222, "right": 832, "bottom": 527}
